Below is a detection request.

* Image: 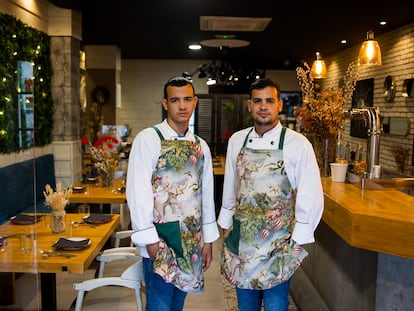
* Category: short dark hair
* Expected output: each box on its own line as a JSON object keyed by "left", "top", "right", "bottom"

{"left": 163, "top": 76, "right": 195, "bottom": 99}
{"left": 249, "top": 78, "right": 281, "bottom": 100}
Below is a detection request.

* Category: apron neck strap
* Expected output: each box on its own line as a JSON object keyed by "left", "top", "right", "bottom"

{"left": 152, "top": 126, "right": 165, "bottom": 140}
{"left": 279, "top": 127, "right": 287, "bottom": 150}
{"left": 153, "top": 126, "right": 200, "bottom": 143}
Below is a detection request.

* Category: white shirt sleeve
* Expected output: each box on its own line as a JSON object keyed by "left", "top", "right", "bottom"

{"left": 126, "top": 127, "right": 161, "bottom": 249}
{"left": 199, "top": 139, "right": 220, "bottom": 243}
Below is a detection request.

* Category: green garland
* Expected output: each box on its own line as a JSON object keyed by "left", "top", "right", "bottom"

{"left": 0, "top": 13, "right": 53, "bottom": 153}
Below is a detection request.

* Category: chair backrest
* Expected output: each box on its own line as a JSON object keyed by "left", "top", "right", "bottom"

{"left": 114, "top": 230, "right": 134, "bottom": 247}
{"left": 121, "top": 259, "right": 144, "bottom": 281}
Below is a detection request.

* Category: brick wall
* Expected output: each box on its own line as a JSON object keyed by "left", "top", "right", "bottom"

{"left": 323, "top": 23, "right": 414, "bottom": 175}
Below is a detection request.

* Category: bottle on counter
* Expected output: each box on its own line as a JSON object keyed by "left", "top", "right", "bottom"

{"left": 335, "top": 127, "right": 347, "bottom": 163}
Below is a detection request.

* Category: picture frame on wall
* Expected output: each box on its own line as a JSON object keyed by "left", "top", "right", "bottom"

{"left": 350, "top": 78, "right": 374, "bottom": 139}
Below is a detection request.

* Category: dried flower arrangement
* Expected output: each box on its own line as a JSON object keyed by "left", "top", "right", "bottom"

{"left": 43, "top": 183, "right": 73, "bottom": 211}
{"left": 296, "top": 62, "right": 359, "bottom": 138}
{"left": 295, "top": 62, "right": 358, "bottom": 175}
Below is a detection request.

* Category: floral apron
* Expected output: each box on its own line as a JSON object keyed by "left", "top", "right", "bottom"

{"left": 221, "top": 127, "right": 308, "bottom": 290}
{"left": 151, "top": 126, "right": 205, "bottom": 293}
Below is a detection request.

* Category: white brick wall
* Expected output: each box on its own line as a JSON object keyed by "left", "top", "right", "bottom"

{"left": 324, "top": 23, "right": 414, "bottom": 175}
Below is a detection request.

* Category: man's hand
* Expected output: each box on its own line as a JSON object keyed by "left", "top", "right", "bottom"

{"left": 201, "top": 243, "right": 213, "bottom": 271}
{"left": 146, "top": 242, "right": 159, "bottom": 260}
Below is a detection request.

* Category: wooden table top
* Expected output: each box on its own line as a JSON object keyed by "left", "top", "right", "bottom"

{"left": 213, "top": 156, "right": 225, "bottom": 176}
{"left": 322, "top": 177, "right": 414, "bottom": 259}
{"left": 0, "top": 213, "right": 120, "bottom": 274}
{"left": 69, "top": 178, "right": 126, "bottom": 204}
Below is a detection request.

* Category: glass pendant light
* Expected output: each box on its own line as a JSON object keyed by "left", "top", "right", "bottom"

{"left": 358, "top": 31, "right": 382, "bottom": 66}
{"left": 311, "top": 52, "right": 327, "bottom": 79}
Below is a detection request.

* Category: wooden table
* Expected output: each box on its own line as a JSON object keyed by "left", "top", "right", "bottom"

{"left": 69, "top": 179, "right": 129, "bottom": 229}
{"left": 0, "top": 213, "right": 120, "bottom": 310}
{"left": 69, "top": 178, "right": 126, "bottom": 205}
{"left": 212, "top": 156, "right": 225, "bottom": 176}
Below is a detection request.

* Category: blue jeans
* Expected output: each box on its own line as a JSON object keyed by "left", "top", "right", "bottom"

{"left": 236, "top": 279, "right": 292, "bottom": 311}
{"left": 143, "top": 257, "right": 187, "bottom": 311}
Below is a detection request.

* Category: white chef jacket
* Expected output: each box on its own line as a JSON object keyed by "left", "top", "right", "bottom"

{"left": 218, "top": 123, "right": 324, "bottom": 245}
{"left": 126, "top": 120, "right": 219, "bottom": 258}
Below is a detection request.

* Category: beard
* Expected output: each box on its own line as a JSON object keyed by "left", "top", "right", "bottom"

{"left": 253, "top": 116, "right": 275, "bottom": 127}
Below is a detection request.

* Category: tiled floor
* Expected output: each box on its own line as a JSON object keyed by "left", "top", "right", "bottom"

{"left": 1, "top": 239, "right": 298, "bottom": 310}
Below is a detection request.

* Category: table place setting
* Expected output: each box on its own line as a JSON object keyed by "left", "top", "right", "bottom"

{"left": 53, "top": 237, "right": 91, "bottom": 251}
{"left": 39, "top": 249, "right": 76, "bottom": 259}
{"left": 10, "top": 214, "right": 42, "bottom": 225}
{"left": 82, "top": 213, "right": 113, "bottom": 224}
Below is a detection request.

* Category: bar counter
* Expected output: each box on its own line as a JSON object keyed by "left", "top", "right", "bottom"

{"left": 321, "top": 177, "right": 414, "bottom": 259}
{"left": 291, "top": 177, "right": 414, "bottom": 311}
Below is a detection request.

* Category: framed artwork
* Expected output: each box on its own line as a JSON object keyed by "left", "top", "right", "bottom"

{"left": 350, "top": 78, "right": 374, "bottom": 138}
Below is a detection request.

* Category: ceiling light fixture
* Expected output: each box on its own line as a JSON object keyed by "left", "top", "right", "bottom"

{"left": 358, "top": 31, "right": 382, "bottom": 66}
{"left": 188, "top": 44, "right": 202, "bottom": 50}
{"left": 181, "top": 47, "right": 265, "bottom": 87}
{"left": 311, "top": 52, "right": 327, "bottom": 79}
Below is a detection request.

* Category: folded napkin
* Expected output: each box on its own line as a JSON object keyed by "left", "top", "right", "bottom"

{"left": 83, "top": 213, "right": 113, "bottom": 224}
{"left": 10, "top": 215, "right": 41, "bottom": 225}
{"left": 53, "top": 238, "right": 90, "bottom": 250}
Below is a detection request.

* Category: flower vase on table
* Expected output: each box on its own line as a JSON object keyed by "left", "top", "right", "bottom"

{"left": 43, "top": 183, "right": 72, "bottom": 233}
{"left": 99, "top": 168, "right": 114, "bottom": 188}
{"left": 50, "top": 210, "right": 66, "bottom": 233}
{"left": 311, "top": 134, "right": 336, "bottom": 178}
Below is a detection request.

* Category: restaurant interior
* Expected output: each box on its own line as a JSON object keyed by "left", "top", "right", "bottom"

{"left": 1, "top": 0, "right": 414, "bottom": 310}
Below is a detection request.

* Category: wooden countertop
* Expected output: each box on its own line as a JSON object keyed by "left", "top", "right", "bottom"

{"left": 321, "top": 177, "right": 414, "bottom": 260}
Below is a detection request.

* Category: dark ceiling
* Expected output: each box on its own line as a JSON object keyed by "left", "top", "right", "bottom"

{"left": 50, "top": 1, "right": 414, "bottom": 70}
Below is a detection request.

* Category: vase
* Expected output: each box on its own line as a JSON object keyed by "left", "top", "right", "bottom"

{"left": 99, "top": 168, "right": 114, "bottom": 188}
{"left": 311, "top": 135, "right": 337, "bottom": 177}
{"left": 50, "top": 210, "right": 66, "bottom": 233}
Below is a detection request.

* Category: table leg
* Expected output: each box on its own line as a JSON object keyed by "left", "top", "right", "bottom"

{"left": 40, "top": 273, "right": 57, "bottom": 311}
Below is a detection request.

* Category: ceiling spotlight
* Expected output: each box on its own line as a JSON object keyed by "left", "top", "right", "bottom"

{"left": 206, "top": 77, "right": 217, "bottom": 86}
{"left": 188, "top": 44, "right": 202, "bottom": 50}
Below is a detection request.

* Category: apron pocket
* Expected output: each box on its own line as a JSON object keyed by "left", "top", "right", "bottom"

{"left": 225, "top": 218, "right": 241, "bottom": 255}
{"left": 155, "top": 221, "right": 184, "bottom": 258}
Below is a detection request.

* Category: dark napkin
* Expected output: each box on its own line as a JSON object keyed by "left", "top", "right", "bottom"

{"left": 72, "top": 186, "right": 86, "bottom": 193}
{"left": 10, "top": 215, "right": 41, "bottom": 225}
{"left": 83, "top": 213, "right": 113, "bottom": 224}
{"left": 53, "top": 238, "right": 90, "bottom": 250}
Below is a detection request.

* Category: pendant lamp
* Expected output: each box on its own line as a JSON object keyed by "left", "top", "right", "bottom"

{"left": 311, "top": 52, "right": 327, "bottom": 79}
{"left": 358, "top": 31, "right": 382, "bottom": 66}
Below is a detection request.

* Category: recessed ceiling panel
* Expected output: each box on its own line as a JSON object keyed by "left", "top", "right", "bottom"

{"left": 200, "top": 16, "right": 272, "bottom": 32}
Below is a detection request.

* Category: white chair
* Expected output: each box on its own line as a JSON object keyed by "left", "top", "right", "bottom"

{"left": 73, "top": 230, "right": 143, "bottom": 311}
{"left": 97, "top": 229, "right": 135, "bottom": 278}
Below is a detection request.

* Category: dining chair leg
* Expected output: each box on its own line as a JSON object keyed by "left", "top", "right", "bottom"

{"left": 135, "top": 285, "right": 143, "bottom": 311}
{"left": 75, "top": 290, "right": 86, "bottom": 311}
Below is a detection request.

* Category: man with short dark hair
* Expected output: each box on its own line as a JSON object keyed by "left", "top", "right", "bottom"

{"left": 218, "top": 78, "right": 324, "bottom": 311}
{"left": 127, "top": 77, "right": 219, "bottom": 311}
